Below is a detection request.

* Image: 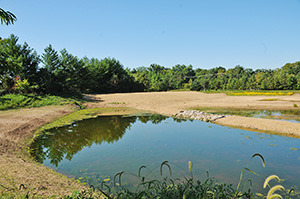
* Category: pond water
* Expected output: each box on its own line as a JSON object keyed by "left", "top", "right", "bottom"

{"left": 206, "top": 109, "right": 300, "bottom": 123}
{"left": 252, "top": 110, "right": 300, "bottom": 123}
{"left": 30, "top": 114, "right": 300, "bottom": 195}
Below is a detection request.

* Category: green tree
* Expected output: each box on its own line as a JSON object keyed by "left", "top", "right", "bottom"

{"left": 0, "top": 35, "right": 23, "bottom": 77}
{"left": 39, "top": 45, "right": 61, "bottom": 93}
{"left": 59, "top": 49, "right": 89, "bottom": 92}
{"left": 84, "top": 57, "right": 139, "bottom": 93}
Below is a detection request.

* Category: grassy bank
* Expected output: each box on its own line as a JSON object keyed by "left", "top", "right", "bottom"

{"left": 0, "top": 94, "right": 84, "bottom": 111}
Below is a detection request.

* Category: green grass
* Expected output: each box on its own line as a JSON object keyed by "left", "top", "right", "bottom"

{"left": 0, "top": 94, "right": 84, "bottom": 111}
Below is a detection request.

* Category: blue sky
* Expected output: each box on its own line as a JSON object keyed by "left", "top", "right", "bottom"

{"left": 1, "top": 0, "right": 300, "bottom": 70}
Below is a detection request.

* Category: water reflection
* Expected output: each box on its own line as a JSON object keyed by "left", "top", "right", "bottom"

{"left": 30, "top": 114, "right": 170, "bottom": 166}
{"left": 208, "top": 109, "right": 300, "bottom": 123}
{"left": 30, "top": 114, "right": 300, "bottom": 194}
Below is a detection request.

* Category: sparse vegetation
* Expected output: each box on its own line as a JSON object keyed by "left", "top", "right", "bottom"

{"left": 109, "top": 102, "right": 126, "bottom": 105}
{"left": 227, "top": 91, "right": 294, "bottom": 96}
{"left": 259, "top": 98, "right": 279, "bottom": 101}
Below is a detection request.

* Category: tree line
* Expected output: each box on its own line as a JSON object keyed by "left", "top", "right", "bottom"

{"left": 1, "top": 34, "right": 300, "bottom": 95}
{"left": 0, "top": 35, "right": 143, "bottom": 94}
{"left": 133, "top": 63, "right": 300, "bottom": 91}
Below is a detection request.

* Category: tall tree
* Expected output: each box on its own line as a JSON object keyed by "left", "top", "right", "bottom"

{"left": 0, "top": 35, "right": 23, "bottom": 77}
{"left": 39, "top": 45, "right": 61, "bottom": 93}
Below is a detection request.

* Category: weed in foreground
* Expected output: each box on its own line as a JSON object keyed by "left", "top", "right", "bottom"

{"left": 83, "top": 153, "right": 298, "bottom": 199}
{"left": 95, "top": 160, "right": 254, "bottom": 199}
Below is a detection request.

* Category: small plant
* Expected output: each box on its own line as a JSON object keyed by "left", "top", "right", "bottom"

{"left": 13, "top": 79, "right": 35, "bottom": 94}
{"left": 263, "top": 175, "right": 285, "bottom": 199}
{"left": 293, "top": 104, "right": 298, "bottom": 108}
{"left": 235, "top": 153, "right": 266, "bottom": 197}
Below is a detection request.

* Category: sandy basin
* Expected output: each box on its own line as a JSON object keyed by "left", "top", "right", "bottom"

{"left": 1, "top": 91, "right": 300, "bottom": 196}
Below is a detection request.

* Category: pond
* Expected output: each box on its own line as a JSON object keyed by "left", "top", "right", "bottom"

{"left": 30, "top": 114, "right": 300, "bottom": 195}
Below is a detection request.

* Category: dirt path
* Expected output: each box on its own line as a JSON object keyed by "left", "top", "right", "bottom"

{"left": 85, "top": 91, "right": 300, "bottom": 137}
{"left": 0, "top": 105, "right": 86, "bottom": 197}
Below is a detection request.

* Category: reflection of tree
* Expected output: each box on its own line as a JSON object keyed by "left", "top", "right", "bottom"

{"left": 30, "top": 115, "right": 181, "bottom": 167}
{"left": 30, "top": 116, "right": 137, "bottom": 166}
{"left": 138, "top": 114, "right": 168, "bottom": 124}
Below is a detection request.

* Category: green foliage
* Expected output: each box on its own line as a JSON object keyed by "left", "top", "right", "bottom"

{"left": 0, "top": 8, "right": 17, "bottom": 25}
{"left": 1, "top": 34, "right": 300, "bottom": 96}
{"left": 13, "top": 79, "right": 33, "bottom": 93}
{"left": 83, "top": 57, "right": 141, "bottom": 93}
{"left": 133, "top": 63, "right": 300, "bottom": 92}
{"left": 0, "top": 94, "right": 82, "bottom": 110}
{"left": 0, "top": 35, "right": 23, "bottom": 77}
{"left": 0, "top": 35, "right": 40, "bottom": 93}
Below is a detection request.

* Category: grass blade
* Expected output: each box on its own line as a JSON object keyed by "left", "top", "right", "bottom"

{"left": 252, "top": 153, "right": 266, "bottom": 167}
{"left": 245, "top": 167, "right": 259, "bottom": 176}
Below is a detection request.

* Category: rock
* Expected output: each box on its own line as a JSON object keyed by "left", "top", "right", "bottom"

{"left": 173, "top": 110, "right": 227, "bottom": 123}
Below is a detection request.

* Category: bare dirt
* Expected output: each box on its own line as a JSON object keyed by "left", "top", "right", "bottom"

{"left": 1, "top": 91, "right": 300, "bottom": 197}
{"left": 0, "top": 105, "right": 86, "bottom": 197}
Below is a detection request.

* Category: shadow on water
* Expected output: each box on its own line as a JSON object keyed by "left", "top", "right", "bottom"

{"left": 30, "top": 114, "right": 172, "bottom": 167}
